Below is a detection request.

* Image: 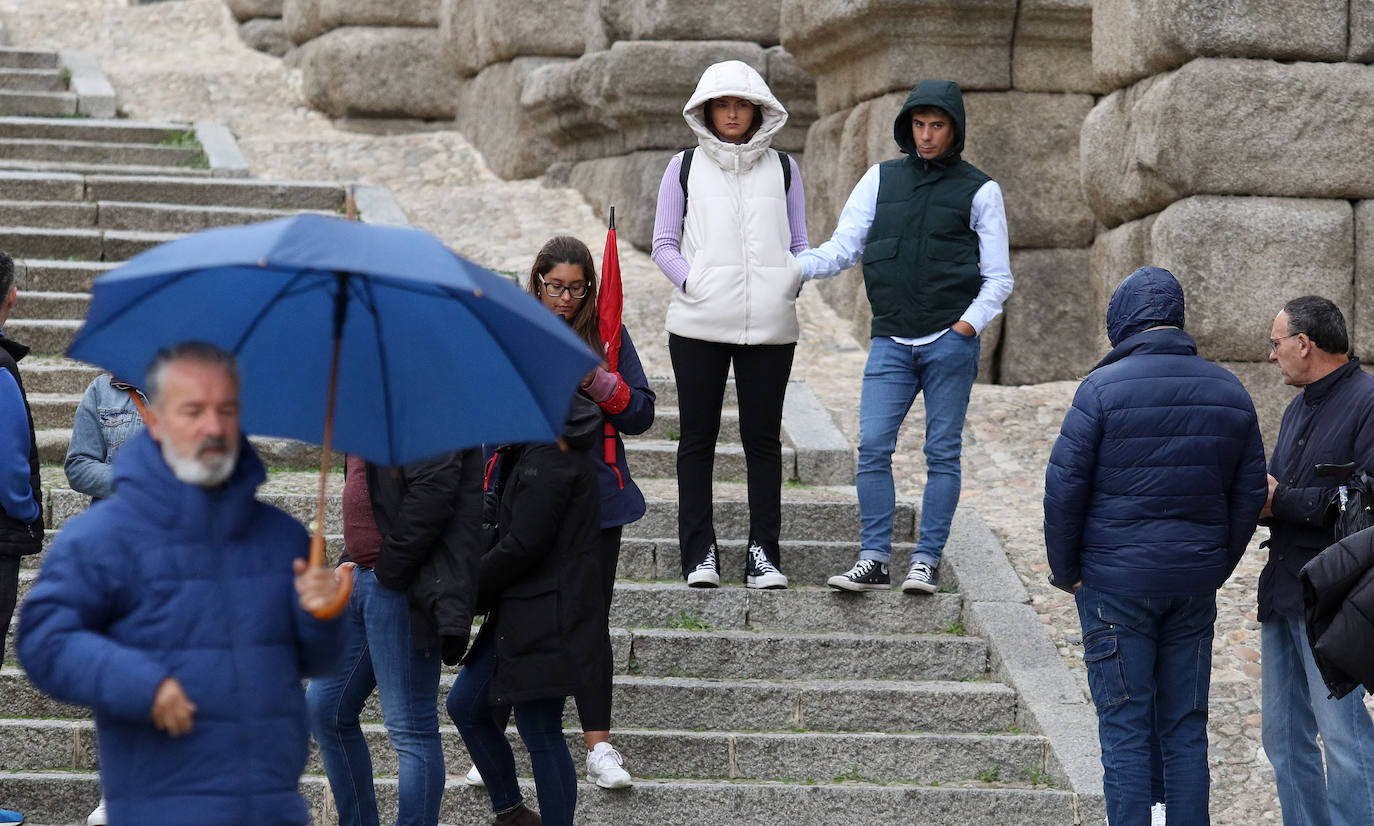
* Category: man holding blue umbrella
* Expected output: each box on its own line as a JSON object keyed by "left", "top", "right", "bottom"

{"left": 18, "top": 342, "right": 347, "bottom": 826}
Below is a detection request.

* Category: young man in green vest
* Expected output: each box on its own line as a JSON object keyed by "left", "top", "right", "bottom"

{"left": 799, "top": 79, "right": 1013, "bottom": 594}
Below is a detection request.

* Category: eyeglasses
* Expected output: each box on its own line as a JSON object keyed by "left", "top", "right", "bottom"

{"left": 1269, "top": 333, "right": 1300, "bottom": 353}
{"left": 537, "top": 274, "right": 589, "bottom": 299}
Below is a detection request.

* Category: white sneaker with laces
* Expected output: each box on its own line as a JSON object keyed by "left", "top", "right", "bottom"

{"left": 686, "top": 544, "right": 720, "bottom": 588}
{"left": 465, "top": 764, "right": 485, "bottom": 787}
{"left": 586, "top": 742, "right": 633, "bottom": 789}
{"left": 87, "top": 798, "right": 108, "bottom": 826}
{"left": 1151, "top": 802, "right": 1166, "bottom": 826}
{"left": 745, "top": 542, "right": 788, "bottom": 589}
{"left": 901, "top": 560, "right": 938, "bottom": 594}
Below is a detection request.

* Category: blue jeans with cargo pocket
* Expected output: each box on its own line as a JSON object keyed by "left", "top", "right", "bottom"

{"left": 1075, "top": 584, "right": 1216, "bottom": 826}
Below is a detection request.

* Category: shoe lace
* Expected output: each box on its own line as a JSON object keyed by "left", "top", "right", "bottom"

{"left": 749, "top": 543, "right": 780, "bottom": 574}
{"left": 849, "top": 559, "right": 876, "bottom": 577}
{"left": 909, "top": 561, "right": 933, "bottom": 579}
{"left": 695, "top": 547, "right": 717, "bottom": 571}
{"left": 593, "top": 745, "right": 625, "bottom": 768}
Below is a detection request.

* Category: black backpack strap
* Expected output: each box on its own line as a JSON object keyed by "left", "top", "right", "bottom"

{"left": 777, "top": 150, "right": 791, "bottom": 193}
{"left": 678, "top": 148, "right": 694, "bottom": 218}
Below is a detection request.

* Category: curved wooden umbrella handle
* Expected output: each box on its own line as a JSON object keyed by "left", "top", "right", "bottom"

{"left": 308, "top": 533, "right": 353, "bottom": 620}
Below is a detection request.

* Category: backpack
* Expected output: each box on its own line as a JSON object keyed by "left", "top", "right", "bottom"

{"left": 679, "top": 147, "right": 791, "bottom": 216}
{"left": 1318, "top": 463, "right": 1374, "bottom": 540}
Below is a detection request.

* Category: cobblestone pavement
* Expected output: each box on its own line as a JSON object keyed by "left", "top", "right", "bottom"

{"left": 2, "top": 0, "right": 1347, "bottom": 820}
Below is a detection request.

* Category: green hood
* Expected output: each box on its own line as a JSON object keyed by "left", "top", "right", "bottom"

{"left": 891, "top": 79, "right": 966, "bottom": 165}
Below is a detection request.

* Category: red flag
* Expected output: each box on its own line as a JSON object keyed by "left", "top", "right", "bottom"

{"left": 597, "top": 208, "right": 625, "bottom": 480}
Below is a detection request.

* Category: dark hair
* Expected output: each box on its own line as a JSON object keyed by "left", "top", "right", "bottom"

{"left": 528, "top": 236, "right": 602, "bottom": 355}
{"left": 145, "top": 341, "right": 240, "bottom": 402}
{"left": 0, "top": 249, "right": 13, "bottom": 297}
{"left": 1284, "top": 295, "right": 1349, "bottom": 355}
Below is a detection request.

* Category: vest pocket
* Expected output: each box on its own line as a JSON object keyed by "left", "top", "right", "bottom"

{"left": 925, "top": 237, "right": 978, "bottom": 264}
{"left": 862, "top": 237, "right": 900, "bottom": 264}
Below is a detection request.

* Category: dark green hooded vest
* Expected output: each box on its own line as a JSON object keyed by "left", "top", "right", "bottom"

{"left": 863, "top": 80, "right": 991, "bottom": 339}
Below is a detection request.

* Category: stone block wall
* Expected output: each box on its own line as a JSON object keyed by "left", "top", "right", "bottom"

{"left": 782, "top": 0, "right": 1106, "bottom": 383}
{"left": 227, "top": 0, "right": 290, "bottom": 56}
{"left": 1082, "top": 1, "right": 1374, "bottom": 447}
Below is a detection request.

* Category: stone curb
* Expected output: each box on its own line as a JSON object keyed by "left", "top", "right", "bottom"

{"left": 56, "top": 50, "right": 115, "bottom": 119}
{"left": 944, "top": 504, "right": 1107, "bottom": 822}
{"left": 782, "top": 379, "right": 855, "bottom": 486}
{"left": 352, "top": 182, "right": 409, "bottom": 226}
{"left": 192, "top": 120, "right": 249, "bottom": 179}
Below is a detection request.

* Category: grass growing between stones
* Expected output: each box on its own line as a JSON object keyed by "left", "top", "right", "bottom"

{"left": 1023, "top": 766, "right": 1057, "bottom": 788}
{"left": 158, "top": 128, "right": 199, "bottom": 148}
{"left": 975, "top": 764, "right": 1002, "bottom": 783}
{"left": 666, "top": 611, "right": 713, "bottom": 632}
{"left": 943, "top": 621, "right": 966, "bottom": 635}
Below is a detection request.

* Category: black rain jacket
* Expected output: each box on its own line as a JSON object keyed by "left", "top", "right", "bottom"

{"left": 1301, "top": 527, "right": 1374, "bottom": 698}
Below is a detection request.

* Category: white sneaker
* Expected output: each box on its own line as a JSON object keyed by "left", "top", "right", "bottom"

{"left": 1151, "top": 802, "right": 1166, "bottom": 826}
{"left": 585, "top": 742, "right": 633, "bottom": 789}
{"left": 87, "top": 798, "right": 108, "bottom": 826}
{"left": 744, "top": 542, "right": 788, "bottom": 590}
{"left": 686, "top": 544, "right": 720, "bottom": 588}
{"left": 465, "top": 764, "right": 485, "bottom": 787}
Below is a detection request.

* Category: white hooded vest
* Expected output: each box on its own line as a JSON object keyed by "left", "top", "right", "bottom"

{"left": 664, "top": 60, "right": 803, "bottom": 346}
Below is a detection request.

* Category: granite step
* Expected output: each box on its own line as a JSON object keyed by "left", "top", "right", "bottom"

{"left": 0, "top": 138, "right": 202, "bottom": 168}
{"left": 0, "top": 170, "right": 84, "bottom": 201}
{"left": 0, "top": 89, "right": 77, "bottom": 118}
{"left": 15, "top": 260, "right": 113, "bottom": 292}
{"left": 0, "top": 49, "right": 60, "bottom": 70}
{"left": 13, "top": 292, "right": 87, "bottom": 322}
{"left": 82, "top": 174, "right": 345, "bottom": 210}
{"left": 0, "top": 68, "right": 66, "bottom": 93}
{"left": 0, "top": 159, "right": 210, "bottom": 177}
{"left": 0, "top": 116, "right": 189, "bottom": 144}
{"left": 0, "top": 199, "right": 307, "bottom": 233}
{"left": 0, "top": 226, "right": 179, "bottom": 266}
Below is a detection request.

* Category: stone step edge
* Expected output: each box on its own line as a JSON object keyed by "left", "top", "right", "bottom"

{"left": 55, "top": 51, "right": 112, "bottom": 120}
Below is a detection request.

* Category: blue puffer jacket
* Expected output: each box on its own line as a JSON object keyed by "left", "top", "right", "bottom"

{"left": 1043, "top": 267, "right": 1268, "bottom": 595}
{"left": 18, "top": 430, "right": 341, "bottom": 825}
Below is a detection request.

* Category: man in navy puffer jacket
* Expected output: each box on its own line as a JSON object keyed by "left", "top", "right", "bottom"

{"left": 18, "top": 343, "right": 344, "bottom": 825}
{"left": 1044, "top": 266, "right": 1267, "bottom": 826}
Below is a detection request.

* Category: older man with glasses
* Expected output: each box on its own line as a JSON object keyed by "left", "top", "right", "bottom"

{"left": 1260, "top": 295, "right": 1374, "bottom": 826}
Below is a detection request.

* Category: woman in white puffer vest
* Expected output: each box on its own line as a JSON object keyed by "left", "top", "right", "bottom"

{"left": 651, "top": 59, "right": 808, "bottom": 592}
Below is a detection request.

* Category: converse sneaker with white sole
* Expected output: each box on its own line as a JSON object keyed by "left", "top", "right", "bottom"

{"left": 901, "top": 561, "right": 938, "bottom": 594}
{"left": 87, "top": 798, "right": 108, "bottom": 826}
{"left": 827, "top": 558, "right": 890, "bottom": 592}
{"left": 686, "top": 544, "right": 720, "bottom": 588}
{"left": 745, "top": 542, "right": 788, "bottom": 589}
{"left": 586, "top": 742, "right": 633, "bottom": 789}
{"left": 465, "top": 764, "right": 485, "bottom": 787}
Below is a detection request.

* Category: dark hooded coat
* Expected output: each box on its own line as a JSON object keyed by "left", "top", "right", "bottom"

{"left": 471, "top": 394, "right": 607, "bottom": 706}
{"left": 1044, "top": 267, "right": 1268, "bottom": 595}
{"left": 1300, "top": 527, "right": 1374, "bottom": 698}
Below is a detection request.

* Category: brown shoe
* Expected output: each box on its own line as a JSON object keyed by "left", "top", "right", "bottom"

{"left": 493, "top": 802, "right": 542, "bottom": 826}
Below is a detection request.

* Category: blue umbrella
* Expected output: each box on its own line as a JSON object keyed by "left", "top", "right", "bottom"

{"left": 68, "top": 213, "right": 599, "bottom": 616}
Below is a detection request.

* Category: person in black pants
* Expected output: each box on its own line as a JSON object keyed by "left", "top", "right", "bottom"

{"left": 650, "top": 61, "right": 808, "bottom": 589}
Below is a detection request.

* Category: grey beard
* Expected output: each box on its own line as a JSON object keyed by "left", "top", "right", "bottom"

{"left": 161, "top": 438, "right": 238, "bottom": 487}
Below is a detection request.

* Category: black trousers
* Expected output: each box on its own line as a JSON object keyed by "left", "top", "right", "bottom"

{"left": 668, "top": 334, "right": 795, "bottom": 577}
{"left": 0, "top": 554, "right": 19, "bottom": 663}
{"left": 573, "top": 525, "right": 621, "bottom": 734}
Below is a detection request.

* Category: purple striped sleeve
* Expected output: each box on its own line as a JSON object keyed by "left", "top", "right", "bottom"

{"left": 786, "top": 155, "right": 808, "bottom": 254}
{"left": 651, "top": 155, "right": 690, "bottom": 291}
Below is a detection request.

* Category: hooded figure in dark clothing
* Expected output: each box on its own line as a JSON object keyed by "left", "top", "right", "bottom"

{"left": 445, "top": 393, "right": 607, "bottom": 826}
{"left": 798, "top": 80, "right": 1014, "bottom": 596}
{"left": 1044, "top": 266, "right": 1267, "bottom": 826}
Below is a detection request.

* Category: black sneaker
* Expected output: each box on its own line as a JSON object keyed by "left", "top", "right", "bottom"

{"left": 827, "top": 559, "right": 890, "bottom": 592}
{"left": 745, "top": 542, "right": 788, "bottom": 589}
{"left": 687, "top": 544, "right": 720, "bottom": 588}
{"left": 901, "top": 561, "right": 938, "bottom": 594}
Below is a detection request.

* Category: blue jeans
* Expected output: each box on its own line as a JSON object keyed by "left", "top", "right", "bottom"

{"left": 1261, "top": 616, "right": 1374, "bottom": 826}
{"left": 447, "top": 632, "right": 576, "bottom": 826}
{"left": 1076, "top": 584, "right": 1216, "bottom": 826}
{"left": 857, "top": 332, "right": 979, "bottom": 567}
{"left": 306, "top": 568, "right": 444, "bottom": 826}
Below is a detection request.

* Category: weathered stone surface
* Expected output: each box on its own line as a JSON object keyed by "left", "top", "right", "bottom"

{"left": 564, "top": 150, "right": 675, "bottom": 251}
{"left": 1090, "top": 197, "right": 1354, "bottom": 363}
{"left": 439, "top": 0, "right": 586, "bottom": 77}
{"left": 1081, "top": 59, "right": 1374, "bottom": 228}
{"left": 226, "top": 0, "right": 283, "bottom": 22}
{"left": 453, "top": 57, "right": 569, "bottom": 179}
{"left": 1358, "top": 200, "right": 1374, "bottom": 360}
{"left": 1012, "top": 0, "right": 1105, "bottom": 93}
{"left": 238, "top": 18, "right": 291, "bottom": 58}
{"left": 780, "top": 0, "right": 1017, "bottom": 115}
{"left": 522, "top": 41, "right": 811, "bottom": 166}
{"left": 1354, "top": 0, "right": 1374, "bottom": 62}
{"left": 319, "top": 0, "right": 439, "bottom": 28}
{"left": 592, "top": 0, "right": 781, "bottom": 46}
{"left": 1092, "top": 0, "right": 1348, "bottom": 90}
{"left": 999, "top": 248, "right": 1095, "bottom": 385}
{"left": 282, "top": 0, "right": 326, "bottom": 45}
{"left": 294, "top": 27, "right": 457, "bottom": 119}
{"left": 1219, "top": 361, "right": 1298, "bottom": 455}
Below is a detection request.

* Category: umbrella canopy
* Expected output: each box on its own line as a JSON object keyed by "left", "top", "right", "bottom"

{"left": 68, "top": 214, "right": 600, "bottom": 467}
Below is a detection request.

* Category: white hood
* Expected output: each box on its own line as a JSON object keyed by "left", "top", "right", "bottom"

{"left": 683, "top": 60, "right": 788, "bottom": 171}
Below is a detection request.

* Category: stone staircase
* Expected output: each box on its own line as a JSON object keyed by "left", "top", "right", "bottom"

{"left": 0, "top": 40, "right": 1103, "bottom": 826}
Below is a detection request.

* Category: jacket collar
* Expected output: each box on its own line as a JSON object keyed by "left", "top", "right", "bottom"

{"left": 0, "top": 334, "right": 29, "bottom": 364}
{"left": 111, "top": 430, "right": 267, "bottom": 539}
{"left": 1302, "top": 357, "right": 1362, "bottom": 406}
{"left": 1094, "top": 326, "right": 1197, "bottom": 371}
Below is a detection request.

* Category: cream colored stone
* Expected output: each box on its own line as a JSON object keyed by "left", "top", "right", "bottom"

{"left": 1012, "top": 0, "right": 1105, "bottom": 93}
{"left": 294, "top": 26, "right": 457, "bottom": 119}
{"left": 454, "top": 57, "right": 570, "bottom": 180}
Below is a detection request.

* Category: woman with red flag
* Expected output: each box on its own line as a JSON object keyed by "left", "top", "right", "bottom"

{"left": 652, "top": 59, "right": 808, "bottom": 590}
{"left": 465, "top": 235, "right": 655, "bottom": 791}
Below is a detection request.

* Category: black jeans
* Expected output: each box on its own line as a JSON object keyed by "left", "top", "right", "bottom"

{"left": 573, "top": 526, "right": 620, "bottom": 733}
{"left": 669, "top": 334, "right": 795, "bottom": 577}
{"left": 0, "top": 554, "right": 18, "bottom": 663}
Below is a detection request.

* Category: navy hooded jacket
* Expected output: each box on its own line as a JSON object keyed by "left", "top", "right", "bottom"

{"left": 1044, "top": 267, "right": 1268, "bottom": 595}
{"left": 18, "top": 430, "right": 342, "bottom": 825}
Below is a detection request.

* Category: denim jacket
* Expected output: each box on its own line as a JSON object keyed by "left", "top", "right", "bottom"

{"left": 64, "top": 374, "right": 146, "bottom": 499}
